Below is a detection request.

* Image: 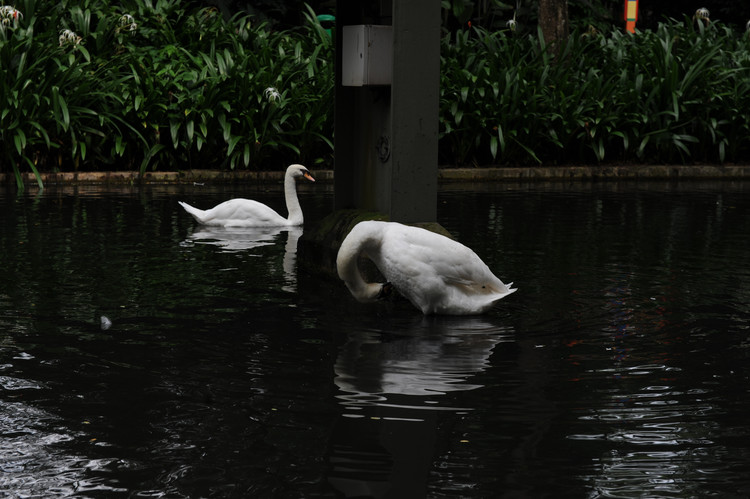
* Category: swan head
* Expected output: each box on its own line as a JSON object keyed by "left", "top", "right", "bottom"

{"left": 342, "top": 280, "right": 391, "bottom": 303}
{"left": 287, "top": 164, "right": 315, "bottom": 183}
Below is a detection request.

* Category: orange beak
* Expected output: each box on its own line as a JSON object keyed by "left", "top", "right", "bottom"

{"left": 304, "top": 172, "right": 315, "bottom": 182}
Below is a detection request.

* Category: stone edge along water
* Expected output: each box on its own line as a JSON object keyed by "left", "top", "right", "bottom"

{"left": 1, "top": 165, "right": 750, "bottom": 186}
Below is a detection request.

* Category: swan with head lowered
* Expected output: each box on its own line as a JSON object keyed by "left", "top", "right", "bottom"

{"left": 336, "top": 221, "right": 516, "bottom": 315}
{"left": 178, "top": 164, "right": 315, "bottom": 227}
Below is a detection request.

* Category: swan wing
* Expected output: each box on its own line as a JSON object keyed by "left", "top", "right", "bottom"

{"left": 380, "top": 224, "right": 502, "bottom": 286}
{"left": 377, "top": 223, "right": 515, "bottom": 314}
{"left": 181, "top": 198, "right": 287, "bottom": 227}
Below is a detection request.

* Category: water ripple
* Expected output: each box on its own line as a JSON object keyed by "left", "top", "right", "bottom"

{"left": 0, "top": 375, "right": 45, "bottom": 391}
{"left": 0, "top": 401, "right": 129, "bottom": 497}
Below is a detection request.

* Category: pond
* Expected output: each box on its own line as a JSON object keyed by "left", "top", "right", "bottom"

{"left": 1, "top": 179, "right": 749, "bottom": 498}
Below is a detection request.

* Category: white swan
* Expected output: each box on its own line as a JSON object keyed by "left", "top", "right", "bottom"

{"left": 178, "top": 164, "right": 315, "bottom": 227}
{"left": 336, "top": 221, "right": 517, "bottom": 315}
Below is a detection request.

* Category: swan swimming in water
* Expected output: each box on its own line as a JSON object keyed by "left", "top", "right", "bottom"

{"left": 178, "top": 164, "right": 315, "bottom": 227}
{"left": 336, "top": 221, "right": 516, "bottom": 315}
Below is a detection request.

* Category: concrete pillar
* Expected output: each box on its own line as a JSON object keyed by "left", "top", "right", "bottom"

{"left": 334, "top": 0, "right": 440, "bottom": 223}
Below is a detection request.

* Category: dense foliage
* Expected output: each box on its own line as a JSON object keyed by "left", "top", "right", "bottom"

{"left": 1, "top": 0, "right": 334, "bottom": 189}
{"left": 440, "top": 21, "right": 750, "bottom": 166}
{"left": 2, "top": 0, "right": 750, "bottom": 189}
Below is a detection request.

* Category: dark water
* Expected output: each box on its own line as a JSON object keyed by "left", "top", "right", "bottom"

{"left": 1, "top": 180, "right": 749, "bottom": 498}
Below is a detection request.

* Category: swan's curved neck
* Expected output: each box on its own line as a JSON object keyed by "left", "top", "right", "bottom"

{"left": 284, "top": 173, "right": 303, "bottom": 225}
{"left": 337, "top": 226, "right": 384, "bottom": 302}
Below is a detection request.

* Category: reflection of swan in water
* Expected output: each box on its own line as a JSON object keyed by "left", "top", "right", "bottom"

{"left": 282, "top": 227, "right": 302, "bottom": 293}
{"left": 183, "top": 225, "right": 285, "bottom": 252}
{"left": 181, "top": 226, "right": 303, "bottom": 290}
{"left": 334, "top": 316, "right": 513, "bottom": 411}
{"left": 329, "top": 316, "right": 513, "bottom": 498}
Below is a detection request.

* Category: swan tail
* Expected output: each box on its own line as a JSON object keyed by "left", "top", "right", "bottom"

{"left": 449, "top": 279, "right": 516, "bottom": 297}
{"left": 488, "top": 284, "right": 517, "bottom": 300}
{"left": 494, "top": 281, "right": 517, "bottom": 301}
{"left": 479, "top": 283, "right": 516, "bottom": 313}
{"left": 178, "top": 201, "right": 208, "bottom": 223}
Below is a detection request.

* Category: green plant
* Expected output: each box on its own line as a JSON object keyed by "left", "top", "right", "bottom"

{"left": 3, "top": 1, "right": 750, "bottom": 189}
{"left": 438, "top": 18, "right": 750, "bottom": 167}
{"left": 0, "top": 0, "right": 334, "bottom": 189}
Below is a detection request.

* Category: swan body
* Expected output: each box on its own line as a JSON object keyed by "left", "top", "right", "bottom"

{"left": 178, "top": 164, "right": 314, "bottom": 227}
{"left": 336, "top": 221, "right": 516, "bottom": 315}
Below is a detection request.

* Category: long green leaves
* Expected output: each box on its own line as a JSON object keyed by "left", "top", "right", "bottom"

{"left": 440, "top": 18, "right": 750, "bottom": 166}
{"left": 0, "top": 0, "right": 334, "bottom": 188}
{"left": 3, "top": 2, "right": 750, "bottom": 188}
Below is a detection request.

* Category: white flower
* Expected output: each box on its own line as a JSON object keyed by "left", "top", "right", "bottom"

{"left": 0, "top": 5, "right": 22, "bottom": 20}
{"left": 694, "top": 8, "right": 710, "bottom": 21}
{"left": 264, "top": 87, "right": 281, "bottom": 102}
{"left": 0, "top": 5, "right": 22, "bottom": 30}
{"left": 59, "top": 29, "right": 82, "bottom": 46}
{"left": 118, "top": 14, "right": 137, "bottom": 33}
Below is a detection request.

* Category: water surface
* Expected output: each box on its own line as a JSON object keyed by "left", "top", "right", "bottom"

{"left": 1, "top": 180, "right": 749, "bottom": 497}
